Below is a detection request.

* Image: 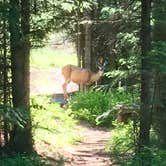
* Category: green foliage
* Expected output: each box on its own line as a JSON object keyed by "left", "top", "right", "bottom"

{"left": 104, "top": 89, "right": 140, "bottom": 161}
{"left": 150, "top": 41, "right": 166, "bottom": 73}
{"left": 110, "top": 89, "right": 139, "bottom": 106}
{"left": 105, "top": 32, "right": 140, "bottom": 89}
{"left": 121, "top": 147, "right": 166, "bottom": 166}
{"left": 30, "top": 0, "right": 96, "bottom": 45}
{"left": 108, "top": 121, "right": 135, "bottom": 156}
{"left": 0, "top": 154, "right": 52, "bottom": 166}
{"left": 96, "top": 109, "right": 114, "bottom": 126}
{"left": 117, "top": 32, "right": 139, "bottom": 51}
{"left": 31, "top": 96, "right": 80, "bottom": 148}
{"left": 69, "top": 89, "right": 139, "bottom": 126}
{"left": 96, "top": 89, "right": 139, "bottom": 125}
{"left": 100, "top": 7, "right": 122, "bottom": 19}
{"left": 69, "top": 90, "right": 111, "bottom": 126}
{"left": 0, "top": 105, "right": 29, "bottom": 129}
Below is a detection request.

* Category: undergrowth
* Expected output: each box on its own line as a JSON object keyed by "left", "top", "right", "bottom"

{"left": 69, "top": 90, "right": 112, "bottom": 126}
{"left": 108, "top": 121, "right": 135, "bottom": 156}
{"left": 0, "top": 96, "right": 80, "bottom": 166}
{"left": 69, "top": 89, "right": 139, "bottom": 127}
{"left": 31, "top": 96, "right": 80, "bottom": 148}
{"left": 0, "top": 154, "right": 52, "bottom": 166}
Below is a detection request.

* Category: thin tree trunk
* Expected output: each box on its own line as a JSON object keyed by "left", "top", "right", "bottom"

{"left": 139, "top": 0, "right": 152, "bottom": 148}
{"left": 84, "top": 21, "right": 92, "bottom": 69}
{"left": 77, "top": 22, "right": 85, "bottom": 68}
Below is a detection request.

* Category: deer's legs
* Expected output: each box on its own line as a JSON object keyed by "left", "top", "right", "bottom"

{"left": 80, "top": 84, "right": 87, "bottom": 92}
{"left": 62, "top": 79, "right": 70, "bottom": 100}
{"left": 80, "top": 84, "right": 84, "bottom": 91}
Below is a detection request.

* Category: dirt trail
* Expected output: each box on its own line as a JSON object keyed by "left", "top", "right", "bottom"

{"left": 30, "top": 68, "right": 78, "bottom": 95}
{"left": 36, "top": 124, "right": 113, "bottom": 166}
{"left": 64, "top": 125, "right": 113, "bottom": 166}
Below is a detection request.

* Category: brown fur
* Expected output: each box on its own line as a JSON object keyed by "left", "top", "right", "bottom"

{"left": 62, "top": 64, "right": 103, "bottom": 100}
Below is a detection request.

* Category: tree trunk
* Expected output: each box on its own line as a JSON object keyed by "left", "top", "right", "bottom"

{"left": 77, "top": 22, "right": 85, "bottom": 68}
{"left": 152, "top": 0, "right": 166, "bottom": 149}
{"left": 139, "top": 0, "right": 152, "bottom": 148}
{"left": 84, "top": 22, "right": 92, "bottom": 69}
{"left": 9, "top": 0, "right": 32, "bottom": 153}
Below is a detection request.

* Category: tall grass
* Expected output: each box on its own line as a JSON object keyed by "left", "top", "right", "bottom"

{"left": 30, "top": 46, "right": 77, "bottom": 69}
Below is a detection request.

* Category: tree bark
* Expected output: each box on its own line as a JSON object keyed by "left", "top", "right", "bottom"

{"left": 84, "top": 22, "right": 92, "bottom": 69}
{"left": 9, "top": 0, "right": 32, "bottom": 153}
{"left": 152, "top": 0, "right": 166, "bottom": 149}
{"left": 139, "top": 0, "right": 152, "bottom": 148}
{"left": 77, "top": 22, "right": 85, "bottom": 68}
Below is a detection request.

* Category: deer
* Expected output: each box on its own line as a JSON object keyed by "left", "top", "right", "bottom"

{"left": 62, "top": 57, "right": 107, "bottom": 100}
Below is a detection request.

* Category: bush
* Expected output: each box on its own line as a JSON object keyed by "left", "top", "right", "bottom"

{"left": 69, "top": 89, "right": 139, "bottom": 126}
{"left": 122, "top": 147, "right": 166, "bottom": 166}
{"left": 69, "top": 90, "right": 111, "bottom": 126}
{"left": 110, "top": 88, "right": 139, "bottom": 106}
{"left": 0, "top": 154, "right": 51, "bottom": 166}
{"left": 109, "top": 121, "right": 135, "bottom": 155}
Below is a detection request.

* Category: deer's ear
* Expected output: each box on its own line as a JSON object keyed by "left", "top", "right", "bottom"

{"left": 98, "top": 56, "right": 104, "bottom": 64}
{"left": 97, "top": 66, "right": 102, "bottom": 71}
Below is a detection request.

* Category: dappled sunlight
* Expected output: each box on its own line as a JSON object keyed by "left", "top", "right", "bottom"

{"left": 30, "top": 68, "right": 78, "bottom": 95}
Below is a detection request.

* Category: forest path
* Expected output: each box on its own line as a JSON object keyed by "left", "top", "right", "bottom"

{"left": 30, "top": 68, "right": 113, "bottom": 165}
{"left": 30, "top": 67, "right": 78, "bottom": 95}
{"left": 36, "top": 123, "right": 113, "bottom": 166}
{"left": 63, "top": 124, "right": 113, "bottom": 166}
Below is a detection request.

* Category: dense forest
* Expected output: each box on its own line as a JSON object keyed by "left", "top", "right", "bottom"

{"left": 0, "top": 0, "right": 166, "bottom": 165}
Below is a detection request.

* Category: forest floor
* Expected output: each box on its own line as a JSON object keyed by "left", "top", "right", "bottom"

{"left": 30, "top": 68, "right": 114, "bottom": 166}
{"left": 62, "top": 123, "right": 113, "bottom": 166}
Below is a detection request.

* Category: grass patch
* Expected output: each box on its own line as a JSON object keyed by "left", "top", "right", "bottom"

{"left": 30, "top": 46, "right": 77, "bottom": 69}
{"left": 31, "top": 96, "right": 80, "bottom": 149}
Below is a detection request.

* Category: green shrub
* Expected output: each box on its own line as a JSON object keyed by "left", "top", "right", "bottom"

{"left": 109, "top": 121, "right": 135, "bottom": 155}
{"left": 0, "top": 105, "right": 30, "bottom": 131}
{"left": 69, "top": 89, "right": 139, "bottom": 126}
{"left": 99, "top": 88, "right": 139, "bottom": 123}
{"left": 122, "top": 147, "right": 166, "bottom": 166}
{"left": 69, "top": 90, "right": 111, "bottom": 126}
{"left": 108, "top": 120, "right": 166, "bottom": 166}
{"left": 110, "top": 88, "right": 139, "bottom": 106}
{"left": 0, "top": 154, "right": 51, "bottom": 166}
